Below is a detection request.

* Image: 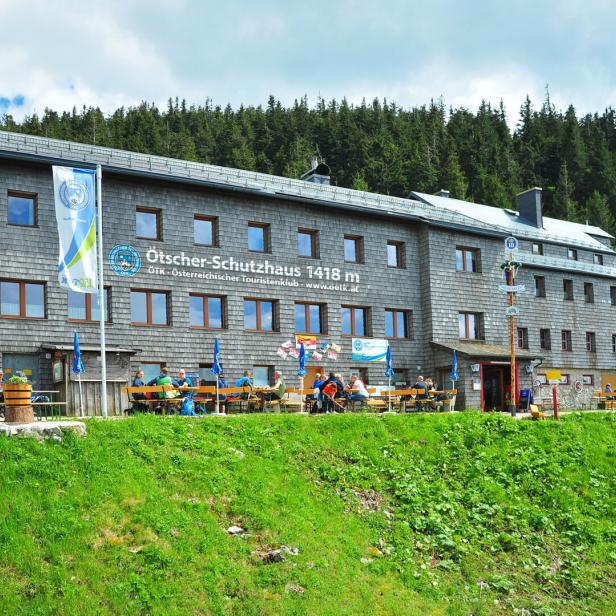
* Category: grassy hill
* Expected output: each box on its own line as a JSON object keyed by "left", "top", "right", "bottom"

{"left": 0, "top": 412, "right": 614, "bottom": 615}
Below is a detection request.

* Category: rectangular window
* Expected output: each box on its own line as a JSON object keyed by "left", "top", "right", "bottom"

{"left": 384, "top": 309, "right": 411, "bottom": 339}
{"left": 341, "top": 305, "right": 369, "bottom": 336}
{"left": 611, "top": 287, "right": 616, "bottom": 306}
{"left": 136, "top": 208, "right": 161, "bottom": 240}
{"left": 594, "top": 253, "right": 604, "bottom": 266}
{"left": 344, "top": 235, "right": 364, "bottom": 263}
{"left": 130, "top": 290, "right": 169, "bottom": 325}
{"left": 458, "top": 312, "right": 482, "bottom": 340}
{"left": 540, "top": 328, "right": 551, "bottom": 351}
{"left": 68, "top": 288, "right": 110, "bottom": 322}
{"left": 612, "top": 334, "right": 616, "bottom": 353}
{"left": 586, "top": 331, "right": 596, "bottom": 353}
{"left": 517, "top": 327, "right": 529, "bottom": 349}
{"left": 582, "top": 374, "right": 594, "bottom": 386}
{"left": 560, "top": 374, "right": 571, "bottom": 385}
{"left": 0, "top": 280, "right": 45, "bottom": 318}
{"left": 567, "top": 248, "right": 578, "bottom": 260}
{"left": 532, "top": 243, "right": 543, "bottom": 255}
{"left": 252, "top": 366, "right": 272, "bottom": 388}
{"left": 386, "top": 241, "right": 405, "bottom": 268}
{"left": 295, "top": 302, "right": 323, "bottom": 334}
{"left": 563, "top": 279, "right": 574, "bottom": 301}
{"left": 194, "top": 215, "right": 218, "bottom": 246}
{"left": 535, "top": 275, "right": 546, "bottom": 298}
{"left": 8, "top": 191, "right": 37, "bottom": 226}
{"left": 244, "top": 298, "right": 276, "bottom": 332}
{"left": 140, "top": 362, "right": 165, "bottom": 385}
{"left": 584, "top": 282, "right": 594, "bottom": 304}
{"left": 455, "top": 247, "right": 479, "bottom": 272}
{"left": 247, "top": 222, "right": 270, "bottom": 253}
{"left": 189, "top": 294, "right": 225, "bottom": 329}
{"left": 297, "top": 229, "right": 318, "bottom": 258}
{"left": 561, "top": 330, "right": 572, "bottom": 352}
{"left": 536, "top": 373, "right": 547, "bottom": 385}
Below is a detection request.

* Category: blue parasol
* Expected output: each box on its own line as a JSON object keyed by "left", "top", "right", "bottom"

{"left": 72, "top": 332, "right": 85, "bottom": 374}
{"left": 449, "top": 350, "right": 458, "bottom": 382}
{"left": 298, "top": 342, "right": 307, "bottom": 377}
{"left": 385, "top": 345, "right": 394, "bottom": 379}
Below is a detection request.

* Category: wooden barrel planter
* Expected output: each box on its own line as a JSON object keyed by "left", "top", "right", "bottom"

{"left": 4, "top": 383, "right": 34, "bottom": 423}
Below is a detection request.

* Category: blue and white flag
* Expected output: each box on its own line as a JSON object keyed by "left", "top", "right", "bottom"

{"left": 53, "top": 166, "right": 98, "bottom": 293}
{"left": 72, "top": 331, "right": 86, "bottom": 374}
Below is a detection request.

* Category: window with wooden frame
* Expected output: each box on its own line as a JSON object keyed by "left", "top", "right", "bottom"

{"left": 594, "top": 253, "right": 604, "bottom": 266}
{"left": 297, "top": 228, "right": 319, "bottom": 258}
{"left": 8, "top": 191, "right": 37, "bottom": 227}
{"left": 560, "top": 374, "right": 571, "bottom": 385}
{"left": 517, "top": 327, "right": 529, "bottom": 349}
{"left": 136, "top": 207, "right": 161, "bottom": 240}
{"left": 189, "top": 294, "right": 225, "bottom": 329}
{"left": 532, "top": 243, "right": 543, "bottom": 255}
{"left": 244, "top": 298, "right": 277, "bottom": 332}
{"left": 567, "top": 247, "right": 578, "bottom": 260}
{"left": 540, "top": 328, "right": 551, "bottom": 351}
{"left": 534, "top": 275, "right": 546, "bottom": 298}
{"left": 612, "top": 334, "right": 616, "bottom": 353}
{"left": 455, "top": 247, "right": 480, "bottom": 272}
{"left": 611, "top": 287, "right": 616, "bottom": 306}
{"left": 458, "top": 312, "right": 483, "bottom": 340}
{"left": 68, "top": 288, "right": 111, "bottom": 323}
{"left": 582, "top": 374, "right": 594, "bottom": 386}
{"left": 344, "top": 235, "right": 364, "bottom": 264}
{"left": 130, "top": 289, "right": 170, "bottom": 325}
{"left": 561, "top": 330, "right": 572, "bottom": 352}
{"left": 194, "top": 215, "right": 218, "bottom": 246}
{"left": 247, "top": 222, "right": 271, "bottom": 253}
{"left": 386, "top": 241, "right": 405, "bottom": 268}
{"left": 584, "top": 282, "right": 594, "bottom": 304}
{"left": 341, "top": 305, "right": 369, "bottom": 336}
{"left": 586, "top": 331, "right": 596, "bottom": 353}
{"left": 384, "top": 308, "right": 412, "bottom": 339}
{"left": 140, "top": 362, "right": 166, "bottom": 385}
{"left": 563, "top": 279, "right": 574, "bottom": 301}
{"left": 0, "top": 279, "right": 45, "bottom": 319}
{"left": 295, "top": 302, "right": 324, "bottom": 334}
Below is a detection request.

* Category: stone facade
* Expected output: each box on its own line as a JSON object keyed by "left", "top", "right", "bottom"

{"left": 1, "top": 148, "right": 615, "bottom": 414}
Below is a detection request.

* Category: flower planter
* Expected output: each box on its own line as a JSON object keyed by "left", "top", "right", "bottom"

{"left": 3, "top": 383, "right": 34, "bottom": 423}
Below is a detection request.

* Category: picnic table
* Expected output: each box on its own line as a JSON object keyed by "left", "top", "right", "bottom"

{"left": 0, "top": 389, "right": 66, "bottom": 420}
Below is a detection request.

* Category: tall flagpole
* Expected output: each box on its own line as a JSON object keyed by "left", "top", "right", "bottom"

{"left": 96, "top": 165, "right": 108, "bottom": 418}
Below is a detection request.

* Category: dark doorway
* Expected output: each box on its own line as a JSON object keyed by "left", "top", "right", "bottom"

{"left": 482, "top": 364, "right": 511, "bottom": 412}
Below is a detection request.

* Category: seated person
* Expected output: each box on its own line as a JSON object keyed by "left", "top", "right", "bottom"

{"left": 311, "top": 372, "right": 326, "bottom": 412}
{"left": 605, "top": 383, "right": 613, "bottom": 400}
{"left": 130, "top": 369, "right": 148, "bottom": 413}
{"left": 147, "top": 367, "right": 175, "bottom": 409}
{"left": 346, "top": 373, "right": 369, "bottom": 408}
{"left": 413, "top": 375, "right": 429, "bottom": 399}
{"left": 235, "top": 370, "right": 254, "bottom": 400}
{"left": 261, "top": 371, "right": 286, "bottom": 409}
{"left": 173, "top": 369, "right": 193, "bottom": 397}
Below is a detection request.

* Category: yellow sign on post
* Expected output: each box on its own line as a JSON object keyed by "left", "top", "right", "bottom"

{"left": 546, "top": 369, "right": 562, "bottom": 384}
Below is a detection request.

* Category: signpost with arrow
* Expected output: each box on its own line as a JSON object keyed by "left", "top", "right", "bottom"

{"left": 500, "top": 237, "right": 522, "bottom": 417}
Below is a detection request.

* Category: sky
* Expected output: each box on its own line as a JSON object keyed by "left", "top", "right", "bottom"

{"left": 1, "top": 0, "right": 615, "bottom": 127}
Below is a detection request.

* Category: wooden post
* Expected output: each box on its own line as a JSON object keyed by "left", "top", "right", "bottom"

{"left": 552, "top": 384, "right": 559, "bottom": 420}
{"left": 508, "top": 252, "right": 517, "bottom": 417}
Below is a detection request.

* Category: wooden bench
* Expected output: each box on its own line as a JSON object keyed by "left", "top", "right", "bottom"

{"left": 592, "top": 392, "right": 616, "bottom": 410}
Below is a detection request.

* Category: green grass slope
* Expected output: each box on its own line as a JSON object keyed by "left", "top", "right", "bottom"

{"left": 0, "top": 413, "right": 614, "bottom": 615}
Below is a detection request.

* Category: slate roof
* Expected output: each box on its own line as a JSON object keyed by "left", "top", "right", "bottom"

{"left": 432, "top": 340, "right": 540, "bottom": 360}
{"left": 0, "top": 130, "right": 613, "bottom": 254}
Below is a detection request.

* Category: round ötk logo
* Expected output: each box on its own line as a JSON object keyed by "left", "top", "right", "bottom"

{"left": 109, "top": 245, "right": 141, "bottom": 277}
{"left": 60, "top": 179, "right": 90, "bottom": 211}
{"left": 353, "top": 339, "right": 363, "bottom": 351}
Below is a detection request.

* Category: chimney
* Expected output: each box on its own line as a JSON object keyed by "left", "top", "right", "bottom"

{"left": 301, "top": 158, "right": 331, "bottom": 185}
{"left": 434, "top": 189, "right": 450, "bottom": 198}
{"left": 516, "top": 187, "right": 543, "bottom": 228}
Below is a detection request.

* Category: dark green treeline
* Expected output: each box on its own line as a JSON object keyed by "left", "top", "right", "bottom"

{"left": 3, "top": 94, "right": 616, "bottom": 235}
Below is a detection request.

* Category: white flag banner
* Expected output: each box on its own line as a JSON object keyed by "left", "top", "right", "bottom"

{"left": 52, "top": 166, "right": 98, "bottom": 293}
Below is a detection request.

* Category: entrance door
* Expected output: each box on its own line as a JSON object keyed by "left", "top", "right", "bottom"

{"left": 483, "top": 365, "right": 506, "bottom": 411}
{"left": 3, "top": 353, "right": 41, "bottom": 388}
{"left": 304, "top": 366, "right": 324, "bottom": 389}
